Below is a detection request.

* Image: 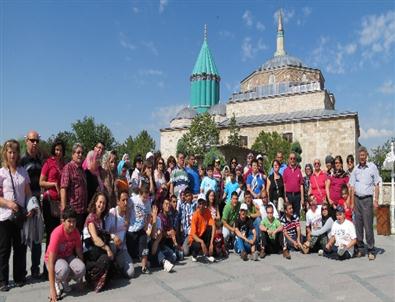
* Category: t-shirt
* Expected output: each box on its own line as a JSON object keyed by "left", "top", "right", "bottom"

{"left": 253, "top": 199, "right": 279, "bottom": 220}
{"left": 200, "top": 176, "right": 217, "bottom": 195}
{"left": 283, "top": 166, "right": 303, "bottom": 193}
{"left": 179, "top": 200, "right": 197, "bottom": 238}
{"left": 280, "top": 214, "right": 300, "bottom": 241}
{"left": 261, "top": 217, "right": 281, "bottom": 239}
{"left": 105, "top": 206, "right": 129, "bottom": 250}
{"left": 235, "top": 216, "right": 254, "bottom": 237}
{"left": 224, "top": 181, "right": 239, "bottom": 203}
{"left": 246, "top": 172, "right": 265, "bottom": 195}
{"left": 41, "top": 156, "right": 64, "bottom": 200}
{"left": 330, "top": 219, "right": 356, "bottom": 257}
{"left": 45, "top": 224, "right": 82, "bottom": 263}
{"left": 337, "top": 198, "right": 353, "bottom": 221}
{"left": 222, "top": 202, "right": 241, "bottom": 226}
{"left": 185, "top": 167, "right": 200, "bottom": 195}
{"left": 188, "top": 208, "right": 214, "bottom": 245}
{"left": 128, "top": 194, "right": 152, "bottom": 232}
{"left": 306, "top": 206, "right": 322, "bottom": 231}
{"left": 170, "top": 166, "right": 190, "bottom": 197}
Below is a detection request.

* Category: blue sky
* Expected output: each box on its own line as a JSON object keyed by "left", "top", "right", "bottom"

{"left": 1, "top": 0, "right": 394, "bottom": 150}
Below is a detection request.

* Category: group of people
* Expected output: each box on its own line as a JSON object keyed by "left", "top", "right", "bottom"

{"left": 0, "top": 130, "right": 381, "bottom": 301}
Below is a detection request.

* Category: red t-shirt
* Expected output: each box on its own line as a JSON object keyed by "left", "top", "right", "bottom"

{"left": 41, "top": 157, "right": 64, "bottom": 200}
{"left": 310, "top": 171, "right": 328, "bottom": 205}
{"left": 45, "top": 224, "right": 82, "bottom": 263}
{"left": 329, "top": 175, "right": 349, "bottom": 204}
{"left": 338, "top": 198, "right": 353, "bottom": 221}
{"left": 283, "top": 166, "right": 303, "bottom": 193}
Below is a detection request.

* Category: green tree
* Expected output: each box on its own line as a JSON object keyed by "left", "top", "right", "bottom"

{"left": 130, "top": 130, "right": 155, "bottom": 161}
{"left": 203, "top": 147, "right": 225, "bottom": 168}
{"left": 227, "top": 114, "right": 241, "bottom": 146}
{"left": 176, "top": 136, "right": 188, "bottom": 156}
{"left": 370, "top": 137, "right": 394, "bottom": 182}
{"left": 179, "top": 113, "right": 219, "bottom": 156}
{"left": 47, "top": 131, "right": 77, "bottom": 160}
{"left": 252, "top": 131, "right": 291, "bottom": 172}
{"left": 291, "top": 141, "right": 303, "bottom": 164}
{"left": 116, "top": 135, "right": 134, "bottom": 159}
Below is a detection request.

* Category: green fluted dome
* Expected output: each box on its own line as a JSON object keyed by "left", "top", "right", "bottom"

{"left": 191, "top": 40, "right": 220, "bottom": 76}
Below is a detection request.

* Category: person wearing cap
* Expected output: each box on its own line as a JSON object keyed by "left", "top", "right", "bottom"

{"left": 145, "top": 151, "right": 154, "bottom": 162}
{"left": 283, "top": 152, "right": 304, "bottom": 218}
{"left": 189, "top": 196, "right": 215, "bottom": 262}
{"left": 246, "top": 159, "right": 266, "bottom": 199}
{"left": 349, "top": 146, "right": 380, "bottom": 260}
{"left": 169, "top": 152, "right": 190, "bottom": 198}
{"left": 234, "top": 203, "right": 258, "bottom": 261}
{"left": 325, "top": 155, "right": 334, "bottom": 177}
{"left": 222, "top": 191, "right": 241, "bottom": 246}
{"left": 325, "top": 206, "right": 357, "bottom": 260}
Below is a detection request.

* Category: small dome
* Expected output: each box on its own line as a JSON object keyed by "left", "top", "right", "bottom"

{"left": 208, "top": 103, "right": 226, "bottom": 116}
{"left": 261, "top": 54, "right": 304, "bottom": 70}
{"left": 172, "top": 107, "right": 197, "bottom": 121}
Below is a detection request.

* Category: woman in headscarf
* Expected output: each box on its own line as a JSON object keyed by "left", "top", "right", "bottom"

{"left": 85, "top": 150, "right": 104, "bottom": 203}
{"left": 115, "top": 160, "right": 129, "bottom": 194}
{"left": 101, "top": 151, "right": 118, "bottom": 208}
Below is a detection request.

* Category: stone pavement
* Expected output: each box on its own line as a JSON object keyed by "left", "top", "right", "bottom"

{"left": 1, "top": 233, "right": 395, "bottom": 302}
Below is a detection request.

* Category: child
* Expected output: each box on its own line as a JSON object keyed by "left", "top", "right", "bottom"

{"left": 200, "top": 165, "right": 217, "bottom": 195}
{"left": 223, "top": 170, "right": 239, "bottom": 204}
{"left": 214, "top": 221, "right": 228, "bottom": 258}
{"left": 337, "top": 185, "right": 353, "bottom": 221}
{"left": 178, "top": 189, "right": 197, "bottom": 256}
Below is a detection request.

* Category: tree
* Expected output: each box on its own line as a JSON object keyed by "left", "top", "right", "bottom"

{"left": 72, "top": 116, "right": 116, "bottom": 152}
{"left": 47, "top": 131, "right": 77, "bottom": 161}
{"left": 252, "top": 131, "right": 291, "bottom": 172}
{"left": 370, "top": 137, "right": 394, "bottom": 182}
{"left": 176, "top": 136, "right": 188, "bottom": 156}
{"left": 203, "top": 147, "right": 225, "bottom": 168}
{"left": 227, "top": 114, "right": 241, "bottom": 146}
{"left": 179, "top": 113, "right": 219, "bottom": 156}
{"left": 116, "top": 135, "right": 134, "bottom": 159}
{"left": 291, "top": 141, "right": 303, "bottom": 164}
{"left": 130, "top": 130, "right": 155, "bottom": 161}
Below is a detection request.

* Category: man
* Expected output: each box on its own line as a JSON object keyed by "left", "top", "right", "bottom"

{"left": 256, "top": 154, "right": 265, "bottom": 174}
{"left": 60, "top": 143, "right": 88, "bottom": 233}
{"left": 189, "top": 196, "right": 215, "bottom": 263}
{"left": 170, "top": 152, "right": 190, "bottom": 198}
{"left": 243, "top": 191, "right": 261, "bottom": 243}
{"left": 302, "top": 195, "right": 326, "bottom": 254}
{"left": 222, "top": 191, "right": 241, "bottom": 246}
{"left": 185, "top": 154, "right": 200, "bottom": 195}
{"left": 283, "top": 152, "right": 304, "bottom": 218}
{"left": 254, "top": 190, "right": 279, "bottom": 220}
{"left": 349, "top": 146, "right": 380, "bottom": 260}
{"left": 246, "top": 159, "right": 266, "bottom": 199}
{"left": 200, "top": 165, "right": 217, "bottom": 195}
{"left": 20, "top": 130, "right": 43, "bottom": 278}
{"left": 223, "top": 170, "right": 239, "bottom": 204}
{"left": 281, "top": 203, "right": 302, "bottom": 258}
{"left": 260, "top": 204, "right": 285, "bottom": 258}
{"left": 178, "top": 189, "right": 197, "bottom": 256}
{"left": 235, "top": 203, "right": 258, "bottom": 261}
{"left": 325, "top": 206, "right": 357, "bottom": 260}
{"left": 269, "top": 152, "right": 287, "bottom": 176}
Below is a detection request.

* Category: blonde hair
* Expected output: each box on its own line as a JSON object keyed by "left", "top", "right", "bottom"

{"left": 1, "top": 139, "right": 21, "bottom": 168}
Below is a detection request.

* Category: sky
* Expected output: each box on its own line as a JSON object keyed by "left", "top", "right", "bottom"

{"left": 1, "top": 0, "right": 394, "bottom": 151}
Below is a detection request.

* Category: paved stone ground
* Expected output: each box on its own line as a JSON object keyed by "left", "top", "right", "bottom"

{"left": 1, "top": 232, "right": 394, "bottom": 302}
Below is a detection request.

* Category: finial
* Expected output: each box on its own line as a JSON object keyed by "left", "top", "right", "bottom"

{"left": 278, "top": 9, "right": 283, "bottom": 31}
{"left": 274, "top": 8, "right": 286, "bottom": 57}
{"left": 204, "top": 24, "right": 207, "bottom": 41}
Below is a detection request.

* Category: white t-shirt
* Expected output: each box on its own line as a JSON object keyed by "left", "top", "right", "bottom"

{"left": 330, "top": 219, "right": 357, "bottom": 256}
{"left": 253, "top": 199, "right": 279, "bottom": 220}
{"left": 306, "top": 206, "right": 322, "bottom": 231}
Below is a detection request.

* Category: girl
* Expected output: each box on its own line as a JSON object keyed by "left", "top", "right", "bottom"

{"left": 207, "top": 190, "right": 220, "bottom": 221}
{"left": 337, "top": 184, "right": 353, "bottom": 221}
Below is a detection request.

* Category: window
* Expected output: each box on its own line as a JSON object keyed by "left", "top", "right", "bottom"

{"left": 269, "top": 74, "right": 276, "bottom": 84}
{"left": 282, "top": 132, "right": 293, "bottom": 143}
{"left": 301, "top": 73, "right": 307, "bottom": 82}
{"left": 240, "top": 136, "right": 248, "bottom": 147}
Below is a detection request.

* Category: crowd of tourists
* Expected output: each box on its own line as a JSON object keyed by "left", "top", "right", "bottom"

{"left": 0, "top": 130, "right": 381, "bottom": 301}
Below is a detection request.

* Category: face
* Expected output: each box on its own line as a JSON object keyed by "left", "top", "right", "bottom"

{"left": 124, "top": 155, "right": 130, "bottom": 163}
{"left": 26, "top": 131, "right": 40, "bottom": 155}
{"left": 109, "top": 154, "right": 117, "bottom": 170}
{"left": 252, "top": 162, "right": 258, "bottom": 173}
{"left": 157, "top": 160, "right": 165, "bottom": 170}
{"left": 266, "top": 207, "right": 274, "bottom": 220}
{"left": 244, "top": 194, "right": 252, "bottom": 205}
{"left": 309, "top": 196, "right": 317, "bottom": 208}
{"left": 198, "top": 200, "right": 207, "bottom": 211}
{"left": 247, "top": 154, "right": 253, "bottom": 164}
{"left": 261, "top": 194, "right": 268, "bottom": 205}
{"left": 121, "top": 166, "right": 127, "bottom": 177}
{"left": 171, "top": 198, "right": 177, "bottom": 209}
{"left": 54, "top": 144, "right": 64, "bottom": 159}
{"left": 334, "top": 159, "right": 343, "bottom": 170}
{"left": 231, "top": 195, "right": 238, "bottom": 207}
{"left": 285, "top": 205, "right": 293, "bottom": 216}
{"left": 6, "top": 147, "right": 18, "bottom": 166}
{"left": 72, "top": 147, "right": 83, "bottom": 164}
{"left": 207, "top": 169, "right": 213, "bottom": 177}
{"left": 336, "top": 212, "right": 345, "bottom": 223}
{"left": 185, "top": 193, "right": 193, "bottom": 203}
{"left": 313, "top": 160, "right": 321, "bottom": 171}
{"left": 141, "top": 192, "right": 149, "bottom": 202}
{"left": 341, "top": 191, "right": 349, "bottom": 199}
{"left": 95, "top": 195, "right": 107, "bottom": 215}
{"left": 273, "top": 161, "right": 280, "bottom": 172}
{"left": 145, "top": 165, "right": 152, "bottom": 174}
{"left": 231, "top": 159, "right": 237, "bottom": 167}
{"left": 305, "top": 166, "right": 312, "bottom": 176}
{"left": 118, "top": 192, "right": 129, "bottom": 212}
{"left": 321, "top": 205, "right": 329, "bottom": 217}
{"left": 208, "top": 191, "right": 215, "bottom": 202}
{"left": 359, "top": 151, "right": 367, "bottom": 165}
{"left": 239, "top": 209, "right": 247, "bottom": 219}
{"left": 230, "top": 173, "right": 235, "bottom": 181}
{"left": 136, "top": 161, "right": 142, "bottom": 169}
{"left": 94, "top": 143, "right": 104, "bottom": 157}
{"left": 163, "top": 200, "right": 170, "bottom": 213}
{"left": 178, "top": 154, "right": 185, "bottom": 167}
{"left": 276, "top": 153, "right": 283, "bottom": 162}
{"left": 198, "top": 166, "right": 205, "bottom": 176}
{"left": 326, "top": 162, "right": 332, "bottom": 171}
{"left": 347, "top": 160, "right": 354, "bottom": 170}
{"left": 63, "top": 218, "right": 77, "bottom": 234}
{"left": 215, "top": 161, "right": 220, "bottom": 169}
{"left": 188, "top": 156, "right": 195, "bottom": 167}
{"left": 289, "top": 154, "right": 297, "bottom": 166}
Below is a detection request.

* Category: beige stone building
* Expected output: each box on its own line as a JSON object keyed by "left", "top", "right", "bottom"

{"left": 160, "top": 14, "right": 359, "bottom": 167}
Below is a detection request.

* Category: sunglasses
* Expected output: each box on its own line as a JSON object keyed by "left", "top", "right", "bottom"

{"left": 231, "top": 161, "right": 237, "bottom": 164}
{"left": 290, "top": 157, "right": 296, "bottom": 160}
{"left": 314, "top": 162, "right": 320, "bottom": 165}
{"left": 322, "top": 207, "right": 328, "bottom": 211}
{"left": 158, "top": 162, "right": 164, "bottom": 165}
{"left": 28, "top": 138, "right": 39, "bottom": 143}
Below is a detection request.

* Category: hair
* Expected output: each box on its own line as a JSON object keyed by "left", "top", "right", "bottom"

{"left": 346, "top": 154, "right": 354, "bottom": 164}
{"left": 308, "top": 194, "right": 315, "bottom": 203}
{"left": 341, "top": 184, "right": 349, "bottom": 194}
{"left": 289, "top": 151, "right": 297, "bottom": 158}
{"left": 117, "top": 189, "right": 129, "bottom": 201}
{"left": 62, "top": 205, "right": 77, "bottom": 220}
{"left": 170, "top": 194, "right": 177, "bottom": 200}
{"left": 266, "top": 204, "right": 274, "bottom": 212}
{"left": 251, "top": 159, "right": 258, "bottom": 166}
{"left": 139, "top": 185, "right": 150, "bottom": 195}
{"left": 229, "top": 169, "right": 236, "bottom": 177}
{"left": 272, "top": 159, "right": 281, "bottom": 167}
{"left": 334, "top": 155, "right": 343, "bottom": 165}
{"left": 206, "top": 164, "right": 213, "bottom": 172}
{"left": 183, "top": 188, "right": 192, "bottom": 196}
{"left": 104, "top": 150, "right": 117, "bottom": 171}
{"left": 177, "top": 151, "right": 185, "bottom": 158}
{"left": 141, "top": 160, "right": 153, "bottom": 177}
{"left": 156, "top": 157, "right": 165, "bottom": 168}
{"left": 206, "top": 189, "right": 216, "bottom": 205}
{"left": 167, "top": 155, "right": 176, "bottom": 166}
{"left": 231, "top": 191, "right": 239, "bottom": 198}
{"left": 133, "top": 154, "right": 143, "bottom": 167}
{"left": 244, "top": 190, "right": 252, "bottom": 197}
{"left": 215, "top": 220, "right": 223, "bottom": 229}
{"left": 229, "top": 157, "right": 237, "bottom": 165}
{"left": 87, "top": 191, "right": 109, "bottom": 217}
{"left": 50, "top": 138, "right": 66, "bottom": 157}
{"left": 96, "top": 141, "right": 105, "bottom": 148}
{"left": 72, "top": 142, "right": 83, "bottom": 154}
{"left": 285, "top": 202, "right": 293, "bottom": 211}
{"left": 358, "top": 146, "right": 368, "bottom": 154}
{"left": 2, "top": 139, "right": 21, "bottom": 168}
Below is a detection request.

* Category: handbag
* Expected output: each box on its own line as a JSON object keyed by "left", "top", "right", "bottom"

{"left": 45, "top": 192, "right": 61, "bottom": 218}
{"left": 8, "top": 168, "right": 27, "bottom": 228}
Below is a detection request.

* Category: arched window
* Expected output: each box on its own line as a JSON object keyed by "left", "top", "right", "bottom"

{"left": 301, "top": 73, "right": 307, "bottom": 82}
{"left": 269, "top": 74, "right": 276, "bottom": 84}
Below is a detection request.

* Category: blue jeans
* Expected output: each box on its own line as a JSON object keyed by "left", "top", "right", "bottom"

{"left": 253, "top": 217, "right": 261, "bottom": 246}
{"left": 157, "top": 245, "right": 177, "bottom": 264}
{"left": 235, "top": 232, "right": 254, "bottom": 254}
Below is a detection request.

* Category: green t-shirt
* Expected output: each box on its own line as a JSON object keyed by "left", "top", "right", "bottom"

{"left": 261, "top": 217, "right": 281, "bottom": 239}
{"left": 246, "top": 203, "right": 257, "bottom": 217}
{"left": 222, "top": 202, "right": 240, "bottom": 226}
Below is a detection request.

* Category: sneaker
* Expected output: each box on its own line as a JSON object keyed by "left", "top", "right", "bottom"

{"left": 191, "top": 256, "right": 198, "bottom": 262}
{"left": 355, "top": 250, "right": 364, "bottom": 258}
{"left": 141, "top": 267, "right": 151, "bottom": 274}
{"left": 283, "top": 249, "right": 291, "bottom": 260}
{"left": 318, "top": 249, "right": 324, "bottom": 256}
{"left": 163, "top": 260, "right": 175, "bottom": 272}
{"left": 62, "top": 281, "right": 72, "bottom": 293}
{"left": 206, "top": 256, "right": 215, "bottom": 263}
{"left": 259, "top": 249, "right": 266, "bottom": 259}
{"left": 55, "top": 281, "right": 63, "bottom": 297}
{"left": 0, "top": 282, "right": 10, "bottom": 292}
{"left": 252, "top": 251, "right": 259, "bottom": 261}
{"left": 241, "top": 251, "right": 248, "bottom": 261}
{"left": 368, "top": 252, "right": 376, "bottom": 261}
{"left": 337, "top": 247, "right": 346, "bottom": 257}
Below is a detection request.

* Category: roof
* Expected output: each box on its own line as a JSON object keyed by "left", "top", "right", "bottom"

{"left": 191, "top": 40, "right": 219, "bottom": 76}
{"left": 171, "top": 107, "right": 198, "bottom": 121}
{"left": 207, "top": 103, "right": 226, "bottom": 116}
{"left": 218, "top": 109, "right": 358, "bottom": 128}
{"left": 261, "top": 54, "right": 304, "bottom": 70}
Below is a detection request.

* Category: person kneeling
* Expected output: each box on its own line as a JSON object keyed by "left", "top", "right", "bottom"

{"left": 325, "top": 206, "right": 357, "bottom": 260}
{"left": 259, "top": 204, "right": 284, "bottom": 258}
{"left": 46, "top": 206, "right": 85, "bottom": 302}
{"left": 235, "top": 203, "right": 258, "bottom": 261}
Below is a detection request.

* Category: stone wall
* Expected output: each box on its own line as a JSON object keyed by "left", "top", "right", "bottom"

{"left": 226, "top": 90, "right": 333, "bottom": 118}
{"left": 160, "top": 129, "right": 188, "bottom": 159}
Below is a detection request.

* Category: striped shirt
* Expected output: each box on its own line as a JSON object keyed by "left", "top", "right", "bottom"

{"left": 280, "top": 214, "right": 300, "bottom": 241}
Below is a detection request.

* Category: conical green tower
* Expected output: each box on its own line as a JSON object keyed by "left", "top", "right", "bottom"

{"left": 190, "top": 25, "right": 220, "bottom": 113}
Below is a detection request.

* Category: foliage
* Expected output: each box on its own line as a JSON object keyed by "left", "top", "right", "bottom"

{"left": 252, "top": 131, "right": 291, "bottom": 172}
{"left": 178, "top": 113, "right": 219, "bottom": 156}
{"left": 227, "top": 114, "right": 241, "bottom": 146}
{"left": 290, "top": 141, "right": 303, "bottom": 164}
{"left": 176, "top": 136, "right": 188, "bottom": 156}
{"left": 203, "top": 147, "right": 225, "bottom": 168}
{"left": 47, "top": 131, "right": 77, "bottom": 161}
{"left": 117, "top": 131, "right": 155, "bottom": 163}
{"left": 370, "top": 137, "right": 394, "bottom": 182}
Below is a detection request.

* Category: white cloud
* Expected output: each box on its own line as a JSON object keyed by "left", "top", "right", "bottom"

{"left": 242, "top": 10, "right": 253, "bottom": 27}
{"left": 302, "top": 6, "right": 312, "bottom": 17}
{"left": 241, "top": 37, "right": 266, "bottom": 61}
{"left": 378, "top": 80, "right": 395, "bottom": 94}
{"left": 256, "top": 21, "right": 265, "bottom": 31}
{"left": 344, "top": 43, "right": 357, "bottom": 54}
{"left": 141, "top": 41, "right": 159, "bottom": 56}
{"left": 139, "top": 69, "right": 164, "bottom": 76}
{"left": 360, "top": 128, "right": 395, "bottom": 139}
{"left": 159, "top": 0, "right": 168, "bottom": 14}
{"left": 119, "top": 32, "right": 136, "bottom": 50}
{"left": 151, "top": 104, "right": 186, "bottom": 129}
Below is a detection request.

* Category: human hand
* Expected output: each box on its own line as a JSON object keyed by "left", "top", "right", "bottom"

{"left": 113, "top": 235, "right": 122, "bottom": 248}
{"left": 26, "top": 210, "right": 34, "bottom": 218}
{"left": 373, "top": 199, "right": 379, "bottom": 209}
{"left": 8, "top": 200, "right": 19, "bottom": 212}
{"left": 49, "top": 286, "right": 58, "bottom": 302}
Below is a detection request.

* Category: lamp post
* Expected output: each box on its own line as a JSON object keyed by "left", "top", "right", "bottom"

{"left": 383, "top": 141, "right": 395, "bottom": 234}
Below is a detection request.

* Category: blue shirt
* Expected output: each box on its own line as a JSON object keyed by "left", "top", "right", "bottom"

{"left": 128, "top": 194, "right": 152, "bottom": 232}
{"left": 178, "top": 200, "right": 197, "bottom": 238}
{"left": 185, "top": 166, "right": 200, "bottom": 195}
{"left": 224, "top": 181, "right": 239, "bottom": 203}
{"left": 200, "top": 176, "right": 217, "bottom": 195}
{"left": 269, "top": 163, "right": 287, "bottom": 176}
{"left": 349, "top": 162, "right": 380, "bottom": 197}
{"left": 246, "top": 173, "right": 265, "bottom": 195}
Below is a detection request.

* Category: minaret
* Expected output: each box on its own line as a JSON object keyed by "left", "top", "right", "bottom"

{"left": 274, "top": 10, "right": 286, "bottom": 57}
{"left": 190, "top": 25, "right": 221, "bottom": 113}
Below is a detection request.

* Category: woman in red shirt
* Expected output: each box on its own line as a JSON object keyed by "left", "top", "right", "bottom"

{"left": 326, "top": 155, "right": 349, "bottom": 208}
{"left": 308, "top": 159, "right": 328, "bottom": 205}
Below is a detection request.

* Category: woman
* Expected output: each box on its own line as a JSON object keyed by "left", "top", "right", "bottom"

{"left": 267, "top": 160, "right": 285, "bottom": 212}
{"left": 82, "top": 142, "right": 105, "bottom": 171}
{"left": 165, "top": 156, "right": 176, "bottom": 183}
{"left": 105, "top": 191, "right": 134, "bottom": 278}
{"left": 139, "top": 160, "right": 155, "bottom": 195}
{"left": 303, "top": 164, "right": 313, "bottom": 208}
{"left": 0, "top": 139, "right": 32, "bottom": 290}
{"left": 40, "top": 138, "right": 66, "bottom": 255}
{"left": 198, "top": 164, "right": 205, "bottom": 182}
{"left": 222, "top": 165, "right": 231, "bottom": 185}
{"left": 83, "top": 192, "right": 113, "bottom": 292}
{"left": 326, "top": 156, "right": 349, "bottom": 208}
{"left": 101, "top": 150, "right": 118, "bottom": 208}
{"left": 85, "top": 151, "right": 105, "bottom": 204}
{"left": 229, "top": 157, "right": 238, "bottom": 173}
{"left": 206, "top": 189, "right": 220, "bottom": 221}
{"left": 116, "top": 160, "right": 129, "bottom": 194}
{"left": 309, "top": 159, "right": 328, "bottom": 205}
{"left": 154, "top": 158, "right": 167, "bottom": 193}
{"left": 131, "top": 154, "right": 143, "bottom": 193}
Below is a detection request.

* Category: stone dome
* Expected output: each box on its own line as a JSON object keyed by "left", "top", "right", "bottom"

{"left": 172, "top": 107, "right": 198, "bottom": 121}
{"left": 207, "top": 103, "right": 226, "bottom": 116}
{"left": 261, "top": 54, "right": 304, "bottom": 70}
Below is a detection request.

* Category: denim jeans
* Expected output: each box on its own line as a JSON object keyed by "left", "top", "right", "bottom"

{"left": 235, "top": 232, "right": 254, "bottom": 254}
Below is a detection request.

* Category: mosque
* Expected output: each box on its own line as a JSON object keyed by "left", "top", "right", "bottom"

{"left": 160, "top": 13, "right": 359, "bottom": 166}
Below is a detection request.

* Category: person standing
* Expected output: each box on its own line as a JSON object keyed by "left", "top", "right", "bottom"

{"left": 346, "top": 154, "right": 355, "bottom": 176}
{"left": 267, "top": 160, "right": 285, "bottom": 212}
{"left": 269, "top": 152, "right": 287, "bottom": 176}
{"left": 283, "top": 152, "right": 304, "bottom": 218}
{"left": 185, "top": 154, "right": 200, "bottom": 195}
{"left": 20, "top": 130, "right": 43, "bottom": 279}
{"left": 169, "top": 152, "right": 190, "bottom": 198}
{"left": 246, "top": 159, "right": 266, "bottom": 199}
{"left": 326, "top": 156, "right": 349, "bottom": 208}
{"left": 309, "top": 159, "right": 328, "bottom": 206}
{"left": 349, "top": 146, "right": 380, "bottom": 260}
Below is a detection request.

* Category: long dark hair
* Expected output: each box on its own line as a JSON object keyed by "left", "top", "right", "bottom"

{"left": 87, "top": 191, "right": 109, "bottom": 218}
{"left": 206, "top": 189, "right": 217, "bottom": 207}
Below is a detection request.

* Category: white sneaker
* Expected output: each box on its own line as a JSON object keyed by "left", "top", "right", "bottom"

{"left": 62, "top": 281, "right": 72, "bottom": 293}
{"left": 252, "top": 251, "right": 259, "bottom": 261}
{"left": 338, "top": 247, "right": 346, "bottom": 257}
{"left": 206, "top": 256, "right": 215, "bottom": 263}
{"left": 318, "top": 249, "right": 324, "bottom": 256}
{"left": 191, "top": 256, "right": 198, "bottom": 262}
{"left": 163, "top": 260, "right": 174, "bottom": 272}
{"left": 55, "top": 282, "right": 62, "bottom": 297}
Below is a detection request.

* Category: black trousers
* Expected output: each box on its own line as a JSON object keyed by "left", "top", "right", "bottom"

{"left": 261, "top": 231, "right": 284, "bottom": 254}
{"left": 42, "top": 200, "right": 60, "bottom": 275}
{"left": 286, "top": 192, "right": 301, "bottom": 218}
{"left": 0, "top": 220, "right": 27, "bottom": 284}
{"left": 190, "top": 226, "right": 212, "bottom": 257}
{"left": 126, "top": 229, "right": 149, "bottom": 259}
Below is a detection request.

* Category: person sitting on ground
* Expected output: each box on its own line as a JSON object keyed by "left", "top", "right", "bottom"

{"left": 280, "top": 203, "right": 303, "bottom": 257}
{"left": 213, "top": 221, "right": 227, "bottom": 258}
{"left": 104, "top": 191, "right": 134, "bottom": 279}
{"left": 259, "top": 204, "right": 286, "bottom": 259}
{"left": 325, "top": 206, "right": 357, "bottom": 260}
{"left": 243, "top": 191, "right": 261, "bottom": 245}
{"left": 189, "top": 196, "right": 216, "bottom": 263}
{"left": 301, "top": 195, "right": 325, "bottom": 254}
{"left": 200, "top": 165, "right": 217, "bottom": 195}
{"left": 46, "top": 206, "right": 85, "bottom": 302}
{"left": 234, "top": 203, "right": 258, "bottom": 261}
{"left": 178, "top": 188, "right": 197, "bottom": 256}
{"left": 222, "top": 191, "right": 241, "bottom": 248}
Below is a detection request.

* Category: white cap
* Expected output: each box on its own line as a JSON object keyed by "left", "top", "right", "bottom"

{"left": 256, "top": 154, "right": 263, "bottom": 160}
{"left": 197, "top": 193, "right": 206, "bottom": 201}
{"left": 240, "top": 203, "right": 248, "bottom": 212}
{"left": 145, "top": 151, "right": 154, "bottom": 160}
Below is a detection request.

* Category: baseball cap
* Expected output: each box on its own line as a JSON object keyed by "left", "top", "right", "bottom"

{"left": 146, "top": 151, "right": 154, "bottom": 160}
{"left": 240, "top": 203, "right": 248, "bottom": 212}
{"left": 336, "top": 205, "right": 345, "bottom": 213}
{"left": 256, "top": 154, "right": 263, "bottom": 160}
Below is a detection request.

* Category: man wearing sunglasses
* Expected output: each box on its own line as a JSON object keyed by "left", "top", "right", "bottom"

{"left": 283, "top": 152, "right": 304, "bottom": 218}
